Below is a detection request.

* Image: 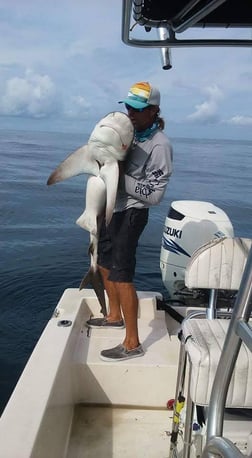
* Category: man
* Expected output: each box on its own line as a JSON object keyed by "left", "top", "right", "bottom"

{"left": 86, "top": 81, "right": 173, "bottom": 362}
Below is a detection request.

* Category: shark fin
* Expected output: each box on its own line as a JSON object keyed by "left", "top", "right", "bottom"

{"left": 76, "top": 210, "right": 97, "bottom": 233}
{"left": 76, "top": 176, "right": 106, "bottom": 233}
{"left": 47, "top": 145, "right": 100, "bottom": 185}
{"left": 79, "top": 268, "right": 107, "bottom": 317}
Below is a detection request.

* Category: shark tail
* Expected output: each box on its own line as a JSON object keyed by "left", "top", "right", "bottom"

{"left": 79, "top": 268, "right": 107, "bottom": 317}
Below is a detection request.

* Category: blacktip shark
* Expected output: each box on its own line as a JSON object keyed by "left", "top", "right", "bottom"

{"left": 47, "top": 111, "right": 134, "bottom": 316}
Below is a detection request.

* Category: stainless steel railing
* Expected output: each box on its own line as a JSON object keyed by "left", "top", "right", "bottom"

{"left": 202, "top": 246, "right": 252, "bottom": 458}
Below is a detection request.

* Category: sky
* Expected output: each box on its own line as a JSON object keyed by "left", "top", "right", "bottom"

{"left": 0, "top": 0, "right": 252, "bottom": 140}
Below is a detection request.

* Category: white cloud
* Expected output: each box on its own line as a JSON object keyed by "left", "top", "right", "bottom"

{"left": 0, "top": 69, "right": 60, "bottom": 118}
{"left": 64, "top": 95, "right": 91, "bottom": 119}
{"left": 187, "top": 84, "right": 224, "bottom": 124}
{"left": 227, "top": 115, "right": 252, "bottom": 126}
{"left": 0, "top": 1, "right": 251, "bottom": 139}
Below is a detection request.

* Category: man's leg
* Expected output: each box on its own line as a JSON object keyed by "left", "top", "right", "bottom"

{"left": 98, "top": 208, "right": 148, "bottom": 359}
{"left": 98, "top": 270, "right": 140, "bottom": 349}
{"left": 101, "top": 208, "right": 148, "bottom": 349}
{"left": 98, "top": 265, "right": 123, "bottom": 322}
{"left": 100, "top": 281, "right": 144, "bottom": 361}
{"left": 115, "top": 281, "right": 140, "bottom": 350}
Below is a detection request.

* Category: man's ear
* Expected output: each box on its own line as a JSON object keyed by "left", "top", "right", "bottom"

{"left": 150, "top": 105, "right": 159, "bottom": 116}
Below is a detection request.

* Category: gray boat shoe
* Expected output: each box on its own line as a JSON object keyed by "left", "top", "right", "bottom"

{"left": 86, "top": 317, "right": 125, "bottom": 329}
{"left": 100, "top": 344, "right": 144, "bottom": 362}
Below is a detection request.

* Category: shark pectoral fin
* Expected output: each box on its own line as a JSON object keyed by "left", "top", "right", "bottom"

{"left": 99, "top": 162, "right": 119, "bottom": 226}
{"left": 76, "top": 176, "right": 106, "bottom": 232}
{"left": 47, "top": 145, "right": 100, "bottom": 185}
{"left": 76, "top": 210, "right": 97, "bottom": 233}
{"left": 79, "top": 268, "right": 107, "bottom": 317}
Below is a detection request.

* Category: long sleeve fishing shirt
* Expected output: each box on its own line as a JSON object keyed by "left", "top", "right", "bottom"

{"left": 115, "top": 130, "right": 173, "bottom": 211}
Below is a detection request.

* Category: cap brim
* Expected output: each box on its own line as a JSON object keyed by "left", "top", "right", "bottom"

{"left": 118, "top": 98, "right": 149, "bottom": 109}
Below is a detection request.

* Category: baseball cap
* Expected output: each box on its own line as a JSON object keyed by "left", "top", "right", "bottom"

{"left": 118, "top": 82, "right": 160, "bottom": 110}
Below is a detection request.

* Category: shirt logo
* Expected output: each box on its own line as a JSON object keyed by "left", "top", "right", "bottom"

{"left": 152, "top": 169, "right": 163, "bottom": 179}
{"left": 135, "top": 182, "right": 154, "bottom": 198}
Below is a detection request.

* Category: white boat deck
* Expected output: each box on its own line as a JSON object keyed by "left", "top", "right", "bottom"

{"left": 1, "top": 288, "right": 251, "bottom": 457}
{"left": 67, "top": 405, "right": 172, "bottom": 458}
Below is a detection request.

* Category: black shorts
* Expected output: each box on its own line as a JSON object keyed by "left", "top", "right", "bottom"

{"left": 98, "top": 207, "right": 149, "bottom": 283}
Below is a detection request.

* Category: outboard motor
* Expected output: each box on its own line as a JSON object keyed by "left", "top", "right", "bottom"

{"left": 160, "top": 201, "right": 234, "bottom": 299}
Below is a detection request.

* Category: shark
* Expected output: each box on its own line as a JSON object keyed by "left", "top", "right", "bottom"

{"left": 47, "top": 111, "right": 134, "bottom": 316}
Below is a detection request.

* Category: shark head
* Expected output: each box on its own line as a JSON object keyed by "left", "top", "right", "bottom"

{"left": 88, "top": 111, "right": 134, "bottom": 163}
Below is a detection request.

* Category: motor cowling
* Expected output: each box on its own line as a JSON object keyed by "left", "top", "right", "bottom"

{"left": 160, "top": 201, "right": 234, "bottom": 298}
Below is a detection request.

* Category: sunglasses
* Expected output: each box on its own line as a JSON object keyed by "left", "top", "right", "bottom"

{"left": 125, "top": 104, "right": 150, "bottom": 113}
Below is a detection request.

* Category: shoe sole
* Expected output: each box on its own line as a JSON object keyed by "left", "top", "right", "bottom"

{"left": 87, "top": 324, "right": 125, "bottom": 329}
{"left": 100, "top": 352, "right": 144, "bottom": 362}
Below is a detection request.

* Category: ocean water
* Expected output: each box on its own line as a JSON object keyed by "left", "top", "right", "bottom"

{"left": 0, "top": 129, "right": 251, "bottom": 413}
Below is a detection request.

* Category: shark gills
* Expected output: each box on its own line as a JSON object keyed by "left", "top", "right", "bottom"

{"left": 47, "top": 112, "right": 134, "bottom": 316}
